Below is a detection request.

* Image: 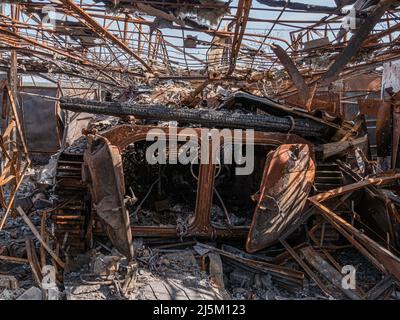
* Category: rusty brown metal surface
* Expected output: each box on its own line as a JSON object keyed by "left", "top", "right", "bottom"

{"left": 57, "top": 0, "right": 152, "bottom": 73}
{"left": 357, "top": 98, "right": 382, "bottom": 117}
{"left": 83, "top": 134, "right": 133, "bottom": 259}
{"left": 96, "top": 125, "right": 314, "bottom": 242}
{"left": 101, "top": 125, "right": 313, "bottom": 151}
{"left": 343, "top": 74, "right": 382, "bottom": 92}
{"left": 246, "top": 144, "right": 315, "bottom": 252}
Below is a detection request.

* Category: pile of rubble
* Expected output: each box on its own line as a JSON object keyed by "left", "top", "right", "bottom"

{"left": 1, "top": 91, "right": 400, "bottom": 300}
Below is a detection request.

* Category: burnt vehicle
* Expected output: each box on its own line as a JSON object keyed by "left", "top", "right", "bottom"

{"left": 52, "top": 92, "right": 399, "bottom": 260}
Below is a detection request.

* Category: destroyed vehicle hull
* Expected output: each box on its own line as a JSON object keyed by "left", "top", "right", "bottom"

{"left": 51, "top": 124, "right": 342, "bottom": 256}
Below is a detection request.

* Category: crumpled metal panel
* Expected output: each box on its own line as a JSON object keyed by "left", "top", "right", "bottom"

{"left": 246, "top": 144, "right": 315, "bottom": 252}
{"left": 83, "top": 134, "right": 133, "bottom": 259}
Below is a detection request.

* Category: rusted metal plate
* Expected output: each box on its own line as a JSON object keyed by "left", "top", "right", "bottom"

{"left": 101, "top": 124, "right": 313, "bottom": 151}
{"left": 246, "top": 144, "right": 315, "bottom": 252}
{"left": 83, "top": 134, "right": 133, "bottom": 259}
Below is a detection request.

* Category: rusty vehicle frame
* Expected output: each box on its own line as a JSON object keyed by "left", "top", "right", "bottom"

{"left": 76, "top": 124, "right": 314, "bottom": 253}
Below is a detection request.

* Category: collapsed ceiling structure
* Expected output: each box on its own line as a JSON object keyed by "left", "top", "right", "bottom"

{"left": 1, "top": 0, "right": 399, "bottom": 102}
{"left": 1, "top": 0, "right": 400, "bottom": 300}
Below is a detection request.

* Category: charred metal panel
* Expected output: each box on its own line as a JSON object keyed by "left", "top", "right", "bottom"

{"left": 19, "top": 87, "right": 61, "bottom": 161}
{"left": 246, "top": 144, "right": 315, "bottom": 252}
{"left": 83, "top": 134, "right": 133, "bottom": 259}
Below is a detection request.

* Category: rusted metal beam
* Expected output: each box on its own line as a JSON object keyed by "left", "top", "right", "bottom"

{"left": 228, "top": 0, "right": 252, "bottom": 75}
{"left": 301, "top": 246, "right": 361, "bottom": 299}
{"left": 309, "top": 198, "right": 400, "bottom": 282}
{"left": 197, "top": 242, "right": 304, "bottom": 288}
{"left": 365, "top": 276, "right": 394, "bottom": 299}
{"left": 376, "top": 100, "right": 392, "bottom": 168}
{"left": 0, "top": 26, "right": 137, "bottom": 82}
{"left": 0, "top": 255, "right": 29, "bottom": 264}
{"left": 256, "top": 0, "right": 338, "bottom": 13}
{"left": 309, "top": 174, "right": 400, "bottom": 203}
{"left": 17, "top": 207, "right": 65, "bottom": 269}
{"left": 280, "top": 239, "right": 331, "bottom": 297}
{"left": 393, "top": 102, "right": 400, "bottom": 168}
{"left": 0, "top": 81, "right": 30, "bottom": 232}
{"left": 182, "top": 79, "right": 211, "bottom": 106}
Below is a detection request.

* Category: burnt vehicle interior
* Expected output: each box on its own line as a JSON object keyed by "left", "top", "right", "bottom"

{"left": 123, "top": 140, "right": 199, "bottom": 227}
{"left": 122, "top": 140, "right": 269, "bottom": 229}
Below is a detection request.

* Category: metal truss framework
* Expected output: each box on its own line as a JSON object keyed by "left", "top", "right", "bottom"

{"left": 0, "top": 1, "right": 399, "bottom": 103}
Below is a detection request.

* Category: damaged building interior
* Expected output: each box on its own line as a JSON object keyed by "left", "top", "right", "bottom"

{"left": 1, "top": 0, "right": 400, "bottom": 301}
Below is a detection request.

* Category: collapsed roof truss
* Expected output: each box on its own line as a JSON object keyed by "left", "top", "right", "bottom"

{"left": 0, "top": 0, "right": 399, "bottom": 99}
